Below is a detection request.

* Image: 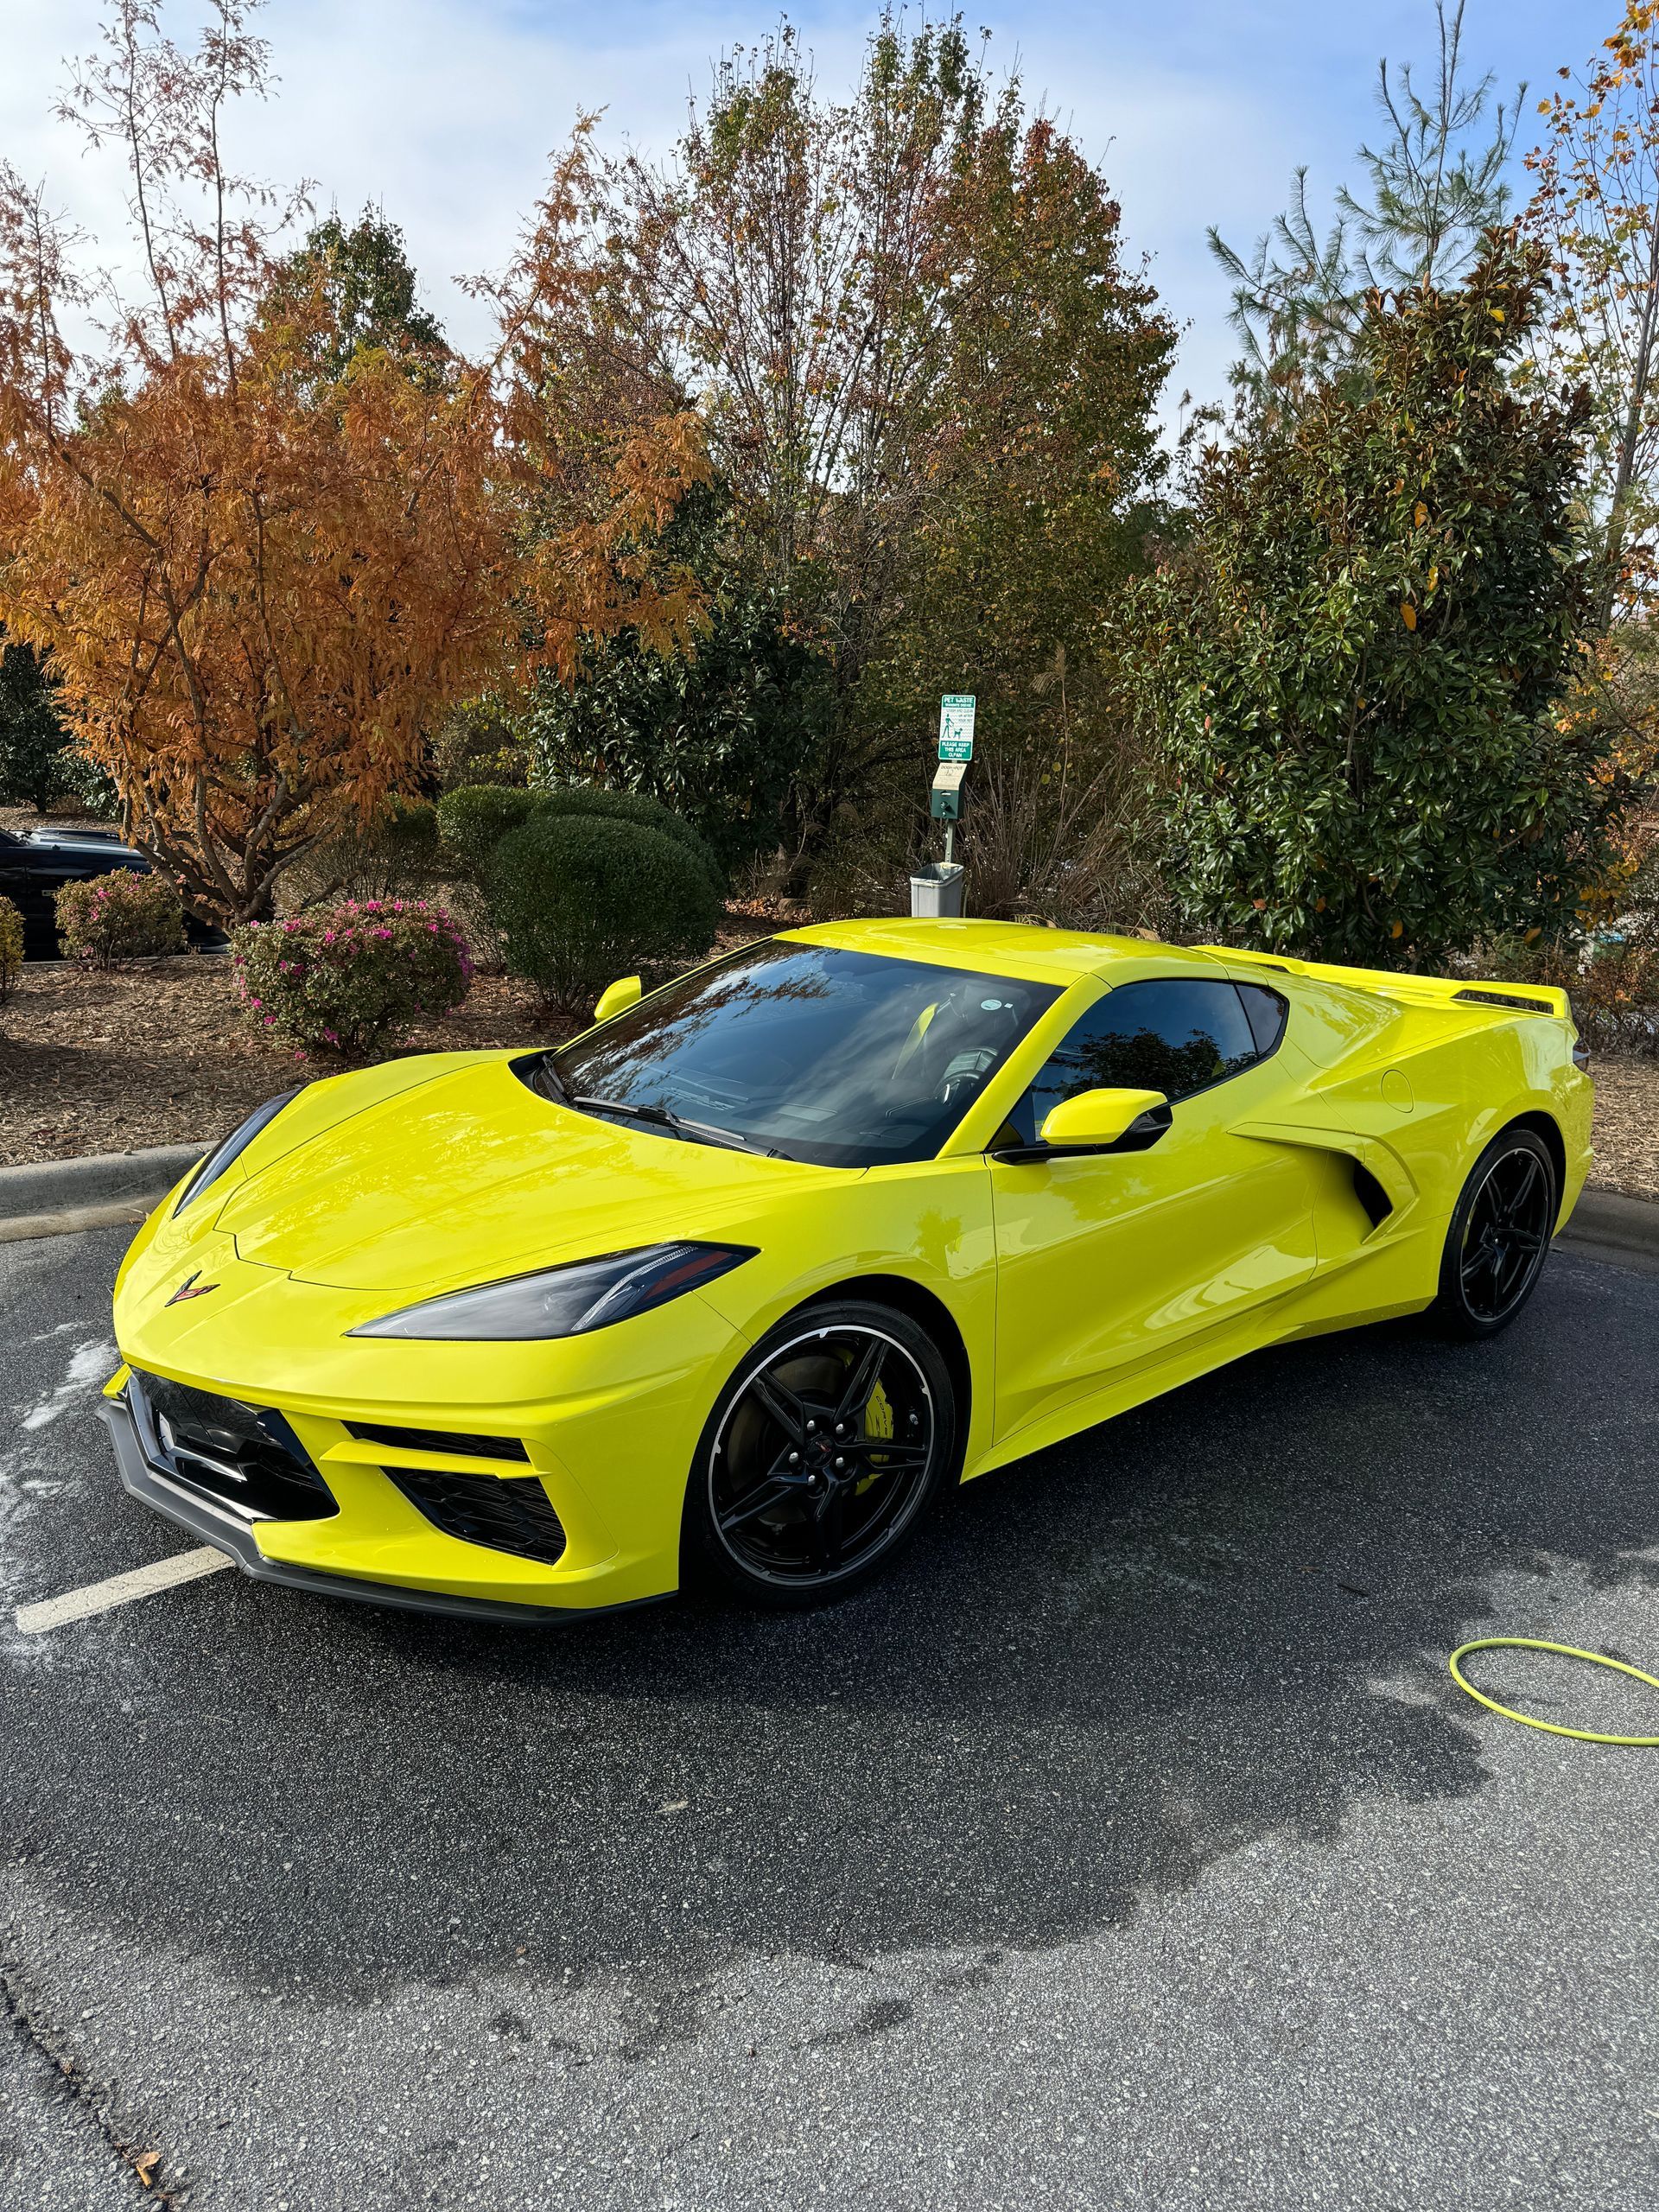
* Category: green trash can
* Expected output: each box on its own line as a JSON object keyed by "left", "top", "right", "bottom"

{"left": 909, "top": 862, "right": 965, "bottom": 918}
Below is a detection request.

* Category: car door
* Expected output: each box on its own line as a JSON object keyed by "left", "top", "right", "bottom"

{"left": 989, "top": 975, "right": 1318, "bottom": 1442}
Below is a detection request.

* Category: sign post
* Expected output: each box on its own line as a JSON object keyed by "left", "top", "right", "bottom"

{"left": 935, "top": 695, "right": 975, "bottom": 865}
{"left": 911, "top": 694, "right": 975, "bottom": 918}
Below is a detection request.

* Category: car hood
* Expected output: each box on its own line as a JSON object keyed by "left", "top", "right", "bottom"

{"left": 209, "top": 1053, "right": 839, "bottom": 1293}
{"left": 25, "top": 830, "right": 143, "bottom": 861}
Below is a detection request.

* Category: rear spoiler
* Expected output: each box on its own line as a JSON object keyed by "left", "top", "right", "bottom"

{"left": 1210, "top": 945, "right": 1573, "bottom": 1022}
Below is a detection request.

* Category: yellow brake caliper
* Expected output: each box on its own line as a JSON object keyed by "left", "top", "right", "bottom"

{"left": 856, "top": 1378, "right": 895, "bottom": 1494}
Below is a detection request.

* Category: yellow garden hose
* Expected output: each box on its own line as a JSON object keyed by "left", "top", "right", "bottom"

{"left": 1447, "top": 1637, "right": 1659, "bottom": 1747}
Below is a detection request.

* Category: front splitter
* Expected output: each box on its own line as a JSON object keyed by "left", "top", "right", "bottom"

{"left": 97, "top": 1391, "right": 662, "bottom": 1630}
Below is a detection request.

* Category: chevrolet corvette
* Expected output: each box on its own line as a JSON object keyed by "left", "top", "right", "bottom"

{"left": 100, "top": 918, "right": 1593, "bottom": 1620}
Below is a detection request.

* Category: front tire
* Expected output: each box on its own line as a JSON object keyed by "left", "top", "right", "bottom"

{"left": 1429, "top": 1127, "right": 1558, "bottom": 1340}
{"left": 683, "top": 1299, "right": 957, "bottom": 1609}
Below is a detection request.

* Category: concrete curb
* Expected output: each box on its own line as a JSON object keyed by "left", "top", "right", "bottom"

{"left": 0, "top": 1143, "right": 202, "bottom": 1244}
{"left": 1555, "top": 1186, "right": 1659, "bottom": 1278}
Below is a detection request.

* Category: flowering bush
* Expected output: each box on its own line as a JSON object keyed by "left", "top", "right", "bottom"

{"left": 232, "top": 899, "right": 473, "bottom": 1058}
{"left": 0, "top": 893, "right": 22, "bottom": 1003}
{"left": 54, "top": 868, "right": 185, "bottom": 964}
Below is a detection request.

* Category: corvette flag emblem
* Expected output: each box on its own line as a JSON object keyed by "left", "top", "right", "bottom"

{"left": 164, "top": 1271, "right": 219, "bottom": 1306}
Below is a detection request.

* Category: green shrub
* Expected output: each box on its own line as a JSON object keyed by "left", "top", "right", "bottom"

{"left": 486, "top": 814, "right": 720, "bottom": 1014}
{"left": 435, "top": 781, "right": 724, "bottom": 898}
{"left": 0, "top": 893, "right": 22, "bottom": 1003}
{"left": 382, "top": 795, "right": 441, "bottom": 863}
{"left": 54, "top": 868, "right": 185, "bottom": 964}
{"left": 532, "top": 785, "right": 725, "bottom": 895}
{"left": 232, "top": 897, "right": 473, "bottom": 1057}
{"left": 435, "top": 785, "right": 539, "bottom": 878}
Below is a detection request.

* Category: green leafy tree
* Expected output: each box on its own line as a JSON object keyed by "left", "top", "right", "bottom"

{"left": 1133, "top": 237, "right": 1618, "bottom": 966}
{"left": 261, "top": 208, "right": 447, "bottom": 384}
{"left": 525, "top": 486, "right": 832, "bottom": 871}
{"left": 0, "top": 636, "right": 109, "bottom": 811}
{"left": 1211, "top": 1, "right": 1521, "bottom": 400}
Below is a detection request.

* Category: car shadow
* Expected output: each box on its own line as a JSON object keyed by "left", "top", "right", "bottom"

{"left": 10, "top": 1253, "right": 1659, "bottom": 2005}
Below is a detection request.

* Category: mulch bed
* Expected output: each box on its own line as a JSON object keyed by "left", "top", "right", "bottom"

{"left": 0, "top": 959, "right": 554, "bottom": 1167}
{"left": 1585, "top": 1057, "right": 1659, "bottom": 1203}
{"left": 3, "top": 952, "right": 1656, "bottom": 1197}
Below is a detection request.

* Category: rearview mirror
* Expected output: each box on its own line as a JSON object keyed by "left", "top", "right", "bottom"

{"left": 1039, "top": 1086, "right": 1169, "bottom": 1151}
{"left": 593, "top": 975, "right": 643, "bottom": 1024}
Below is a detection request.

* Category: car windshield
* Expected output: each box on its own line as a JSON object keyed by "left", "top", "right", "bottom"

{"left": 545, "top": 940, "right": 1061, "bottom": 1167}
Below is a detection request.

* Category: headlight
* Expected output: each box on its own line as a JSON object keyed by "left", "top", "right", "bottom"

{"left": 174, "top": 1089, "right": 303, "bottom": 1216}
{"left": 346, "top": 1242, "right": 756, "bottom": 1341}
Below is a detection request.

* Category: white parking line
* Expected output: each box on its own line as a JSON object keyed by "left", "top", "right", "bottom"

{"left": 16, "top": 1547, "right": 232, "bottom": 1634}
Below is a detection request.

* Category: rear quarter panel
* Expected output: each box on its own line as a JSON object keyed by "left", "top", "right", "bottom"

{"left": 1255, "top": 970, "right": 1592, "bottom": 1282}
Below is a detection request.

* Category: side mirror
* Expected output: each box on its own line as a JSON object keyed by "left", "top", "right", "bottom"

{"left": 1039, "top": 1086, "right": 1170, "bottom": 1152}
{"left": 593, "top": 975, "right": 643, "bottom": 1025}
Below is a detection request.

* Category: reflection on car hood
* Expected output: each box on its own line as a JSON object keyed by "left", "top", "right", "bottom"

{"left": 210, "top": 1054, "right": 832, "bottom": 1293}
{"left": 24, "top": 828, "right": 144, "bottom": 861}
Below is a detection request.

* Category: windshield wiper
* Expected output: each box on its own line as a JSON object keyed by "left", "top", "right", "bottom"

{"left": 570, "top": 1094, "right": 787, "bottom": 1160}
{"left": 533, "top": 1054, "right": 575, "bottom": 1106}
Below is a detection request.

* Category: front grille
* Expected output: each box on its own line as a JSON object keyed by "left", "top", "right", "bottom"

{"left": 130, "top": 1371, "right": 336, "bottom": 1522}
{"left": 383, "top": 1465, "right": 567, "bottom": 1566}
{"left": 345, "top": 1420, "right": 528, "bottom": 1464}
{"left": 1453, "top": 987, "right": 1553, "bottom": 1014}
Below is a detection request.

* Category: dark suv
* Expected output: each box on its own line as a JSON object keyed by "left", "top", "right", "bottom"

{"left": 0, "top": 823, "right": 222, "bottom": 958}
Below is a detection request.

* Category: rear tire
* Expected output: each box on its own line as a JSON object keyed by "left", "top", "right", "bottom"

{"left": 1428, "top": 1127, "right": 1557, "bottom": 1340}
{"left": 683, "top": 1299, "right": 957, "bottom": 1610}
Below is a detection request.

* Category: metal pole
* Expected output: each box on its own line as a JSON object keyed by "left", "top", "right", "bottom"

{"left": 944, "top": 821, "right": 955, "bottom": 867}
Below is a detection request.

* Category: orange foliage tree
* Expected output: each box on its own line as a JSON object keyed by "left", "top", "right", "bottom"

{"left": 0, "top": 2, "right": 703, "bottom": 925}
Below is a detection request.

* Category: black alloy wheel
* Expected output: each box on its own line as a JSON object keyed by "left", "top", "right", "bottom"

{"left": 1432, "top": 1128, "right": 1558, "bottom": 1338}
{"left": 685, "top": 1299, "right": 956, "bottom": 1607}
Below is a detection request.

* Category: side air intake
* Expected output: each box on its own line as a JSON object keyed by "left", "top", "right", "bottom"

{"left": 1352, "top": 1162, "right": 1394, "bottom": 1230}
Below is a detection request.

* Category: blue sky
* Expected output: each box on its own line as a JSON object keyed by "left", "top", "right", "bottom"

{"left": 0, "top": 0, "right": 1618, "bottom": 413}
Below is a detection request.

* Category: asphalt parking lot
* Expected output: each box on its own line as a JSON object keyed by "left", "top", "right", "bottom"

{"left": 3, "top": 1224, "right": 1658, "bottom": 2211}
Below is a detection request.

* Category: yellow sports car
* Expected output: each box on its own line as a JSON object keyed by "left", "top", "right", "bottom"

{"left": 101, "top": 919, "right": 1593, "bottom": 1621}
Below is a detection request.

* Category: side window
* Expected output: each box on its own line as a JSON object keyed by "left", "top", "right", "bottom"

{"left": 1236, "top": 982, "right": 1289, "bottom": 1058}
{"left": 1008, "top": 979, "right": 1262, "bottom": 1143}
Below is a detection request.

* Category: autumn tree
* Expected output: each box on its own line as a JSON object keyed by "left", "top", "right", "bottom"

{"left": 0, "top": 2, "right": 703, "bottom": 926}
{"left": 580, "top": 16, "right": 1173, "bottom": 876}
{"left": 1525, "top": 2, "right": 1659, "bottom": 611}
{"left": 1132, "top": 237, "right": 1619, "bottom": 966}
